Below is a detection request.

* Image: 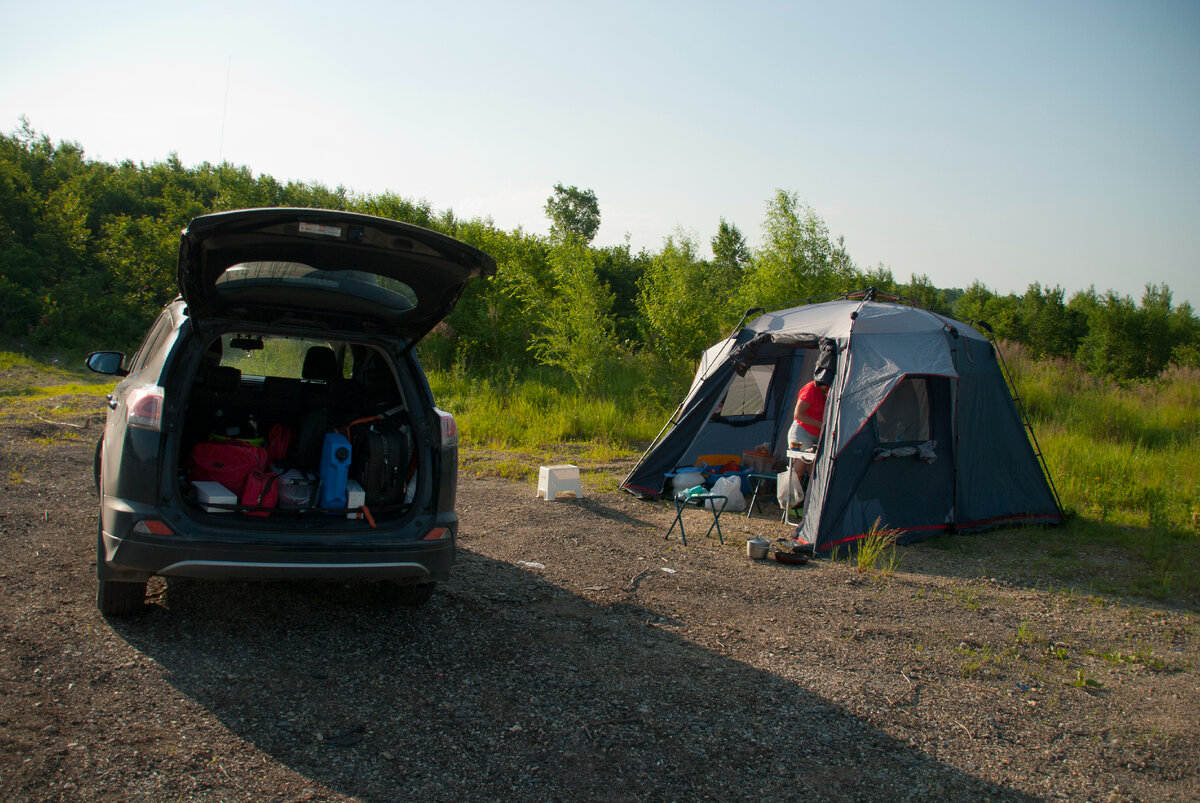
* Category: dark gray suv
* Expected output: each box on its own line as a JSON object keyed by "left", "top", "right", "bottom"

{"left": 86, "top": 208, "right": 496, "bottom": 616}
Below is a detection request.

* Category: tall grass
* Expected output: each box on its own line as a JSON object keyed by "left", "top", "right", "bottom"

{"left": 425, "top": 355, "right": 685, "bottom": 453}
{"left": 999, "top": 344, "right": 1200, "bottom": 600}
{"left": 1002, "top": 343, "right": 1199, "bottom": 533}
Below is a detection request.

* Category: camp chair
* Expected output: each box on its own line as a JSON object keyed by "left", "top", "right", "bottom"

{"left": 665, "top": 491, "right": 728, "bottom": 545}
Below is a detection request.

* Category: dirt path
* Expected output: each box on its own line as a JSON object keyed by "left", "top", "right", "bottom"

{"left": 1, "top": 395, "right": 1196, "bottom": 801}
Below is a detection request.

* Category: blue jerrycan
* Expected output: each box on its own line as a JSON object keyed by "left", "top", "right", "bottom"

{"left": 319, "top": 432, "right": 352, "bottom": 510}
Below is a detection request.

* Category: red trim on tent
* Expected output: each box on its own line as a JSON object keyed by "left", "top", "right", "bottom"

{"left": 831, "top": 524, "right": 951, "bottom": 547}
{"left": 809, "top": 514, "right": 1059, "bottom": 551}
{"left": 621, "top": 481, "right": 665, "bottom": 497}
{"left": 806, "top": 523, "right": 952, "bottom": 551}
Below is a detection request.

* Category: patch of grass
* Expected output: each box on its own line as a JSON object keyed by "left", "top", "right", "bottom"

{"left": 1016, "top": 621, "right": 1035, "bottom": 645}
{"left": 951, "top": 587, "right": 982, "bottom": 611}
{"left": 999, "top": 351, "right": 1200, "bottom": 603}
{"left": 1102, "top": 647, "right": 1166, "bottom": 670}
{"left": 492, "top": 458, "right": 536, "bottom": 482}
{"left": 427, "top": 363, "right": 673, "bottom": 454}
{"left": 958, "top": 643, "right": 1000, "bottom": 678}
{"left": 1046, "top": 644, "right": 1071, "bottom": 662}
{"left": 0, "top": 351, "right": 113, "bottom": 392}
{"left": 855, "top": 518, "right": 902, "bottom": 574}
{"left": 1066, "top": 669, "right": 1103, "bottom": 690}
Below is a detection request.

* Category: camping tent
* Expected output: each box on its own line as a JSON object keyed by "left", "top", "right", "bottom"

{"left": 622, "top": 294, "right": 1062, "bottom": 552}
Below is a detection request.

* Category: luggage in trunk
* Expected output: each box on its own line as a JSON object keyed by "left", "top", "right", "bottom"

{"left": 349, "top": 418, "right": 413, "bottom": 508}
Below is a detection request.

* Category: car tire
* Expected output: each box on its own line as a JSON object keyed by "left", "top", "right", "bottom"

{"left": 391, "top": 581, "right": 436, "bottom": 607}
{"left": 97, "top": 578, "right": 147, "bottom": 617}
{"left": 95, "top": 519, "right": 146, "bottom": 617}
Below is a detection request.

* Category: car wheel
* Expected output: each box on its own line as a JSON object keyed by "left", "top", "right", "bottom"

{"left": 97, "top": 578, "right": 147, "bottom": 617}
{"left": 95, "top": 520, "right": 146, "bottom": 617}
{"left": 391, "top": 581, "right": 436, "bottom": 607}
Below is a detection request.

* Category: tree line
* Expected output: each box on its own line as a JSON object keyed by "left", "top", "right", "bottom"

{"left": 2, "top": 119, "right": 1197, "bottom": 386}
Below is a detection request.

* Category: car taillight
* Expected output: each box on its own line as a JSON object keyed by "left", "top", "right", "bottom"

{"left": 435, "top": 408, "right": 458, "bottom": 448}
{"left": 133, "top": 520, "right": 174, "bottom": 536}
{"left": 127, "top": 386, "right": 164, "bottom": 431}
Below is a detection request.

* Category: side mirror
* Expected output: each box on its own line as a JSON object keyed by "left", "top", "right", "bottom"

{"left": 86, "top": 351, "right": 128, "bottom": 376}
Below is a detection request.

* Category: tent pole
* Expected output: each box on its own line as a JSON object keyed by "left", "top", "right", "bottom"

{"left": 622, "top": 401, "right": 684, "bottom": 488}
{"left": 728, "top": 307, "right": 764, "bottom": 337}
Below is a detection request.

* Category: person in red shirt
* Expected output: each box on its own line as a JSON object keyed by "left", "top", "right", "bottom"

{"left": 788, "top": 378, "right": 829, "bottom": 451}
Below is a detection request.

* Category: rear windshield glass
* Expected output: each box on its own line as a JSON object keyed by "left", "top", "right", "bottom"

{"left": 214, "top": 336, "right": 353, "bottom": 380}
{"left": 215, "top": 262, "right": 418, "bottom": 311}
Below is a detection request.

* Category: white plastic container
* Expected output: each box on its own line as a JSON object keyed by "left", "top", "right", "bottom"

{"left": 194, "top": 481, "right": 236, "bottom": 513}
{"left": 346, "top": 480, "right": 365, "bottom": 519}
{"left": 670, "top": 467, "right": 705, "bottom": 494}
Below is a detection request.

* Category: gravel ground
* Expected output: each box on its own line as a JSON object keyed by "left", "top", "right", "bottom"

{"left": 1, "top": 392, "right": 1197, "bottom": 801}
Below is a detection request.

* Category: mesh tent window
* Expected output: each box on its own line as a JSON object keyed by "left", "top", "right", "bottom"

{"left": 874, "top": 377, "right": 931, "bottom": 443}
{"left": 716, "top": 363, "right": 775, "bottom": 418}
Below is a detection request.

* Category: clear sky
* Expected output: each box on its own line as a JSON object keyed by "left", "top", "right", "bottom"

{"left": 3, "top": 0, "right": 1197, "bottom": 308}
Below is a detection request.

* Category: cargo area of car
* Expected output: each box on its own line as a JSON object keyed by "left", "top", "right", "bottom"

{"left": 175, "top": 334, "right": 421, "bottom": 525}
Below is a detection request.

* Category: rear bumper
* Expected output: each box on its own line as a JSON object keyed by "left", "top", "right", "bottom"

{"left": 99, "top": 496, "right": 455, "bottom": 583}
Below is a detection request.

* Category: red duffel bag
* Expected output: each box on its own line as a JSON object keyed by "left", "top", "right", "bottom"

{"left": 188, "top": 440, "right": 268, "bottom": 496}
{"left": 239, "top": 468, "right": 279, "bottom": 517}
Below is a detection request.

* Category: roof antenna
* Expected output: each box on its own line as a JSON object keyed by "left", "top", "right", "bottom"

{"left": 216, "top": 56, "right": 232, "bottom": 207}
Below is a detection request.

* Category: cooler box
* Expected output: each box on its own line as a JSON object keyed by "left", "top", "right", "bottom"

{"left": 742, "top": 450, "right": 775, "bottom": 474}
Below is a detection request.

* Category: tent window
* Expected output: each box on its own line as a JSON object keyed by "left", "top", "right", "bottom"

{"left": 875, "top": 377, "right": 931, "bottom": 443}
{"left": 717, "top": 364, "right": 774, "bottom": 418}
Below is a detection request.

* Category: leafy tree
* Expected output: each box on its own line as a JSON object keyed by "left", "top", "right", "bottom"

{"left": 955, "top": 280, "right": 1019, "bottom": 340}
{"left": 350, "top": 192, "right": 438, "bottom": 230}
{"left": 1167, "top": 298, "right": 1200, "bottom": 368}
{"left": 857, "top": 264, "right": 899, "bottom": 297}
{"left": 97, "top": 214, "right": 178, "bottom": 314}
{"left": 528, "top": 239, "right": 619, "bottom": 389}
{"left": 594, "top": 243, "right": 650, "bottom": 344}
{"left": 900, "top": 273, "right": 949, "bottom": 315}
{"left": 737, "top": 190, "right": 853, "bottom": 311}
{"left": 1015, "top": 283, "right": 1084, "bottom": 360}
{"left": 1076, "top": 290, "right": 1145, "bottom": 379}
{"left": 636, "top": 230, "right": 737, "bottom": 364}
{"left": 544, "top": 183, "right": 600, "bottom": 244}
{"left": 711, "top": 218, "right": 750, "bottom": 273}
{"left": 436, "top": 220, "right": 550, "bottom": 369}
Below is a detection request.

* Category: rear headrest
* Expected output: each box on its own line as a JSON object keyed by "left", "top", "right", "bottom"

{"left": 302, "top": 347, "right": 339, "bottom": 383}
{"left": 208, "top": 365, "right": 241, "bottom": 391}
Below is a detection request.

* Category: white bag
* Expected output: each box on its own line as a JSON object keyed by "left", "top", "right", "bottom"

{"left": 707, "top": 475, "right": 745, "bottom": 512}
{"left": 776, "top": 470, "right": 804, "bottom": 509}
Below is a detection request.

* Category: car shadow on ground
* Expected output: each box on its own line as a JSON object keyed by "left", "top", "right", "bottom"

{"left": 113, "top": 555, "right": 1036, "bottom": 802}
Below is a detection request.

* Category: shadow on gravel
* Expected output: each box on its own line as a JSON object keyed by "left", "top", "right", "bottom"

{"left": 573, "top": 496, "right": 663, "bottom": 528}
{"left": 113, "top": 554, "right": 1036, "bottom": 802}
{"left": 897, "top": 520, "right": 1199, "bottom": 612}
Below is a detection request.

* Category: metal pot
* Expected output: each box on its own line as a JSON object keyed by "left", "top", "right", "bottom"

{"left": 746, "top": 538, "right": 769, "bottom": 560}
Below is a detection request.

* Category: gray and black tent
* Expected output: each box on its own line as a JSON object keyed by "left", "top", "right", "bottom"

{"left": 622, "top": 294, "right": 1062, "bottom": 552}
